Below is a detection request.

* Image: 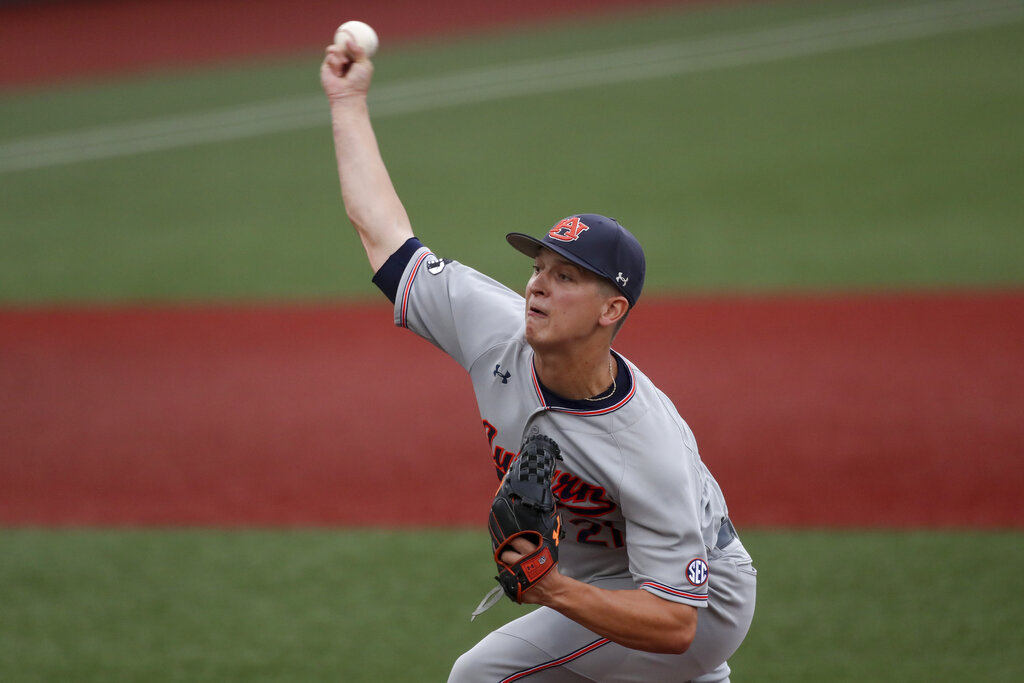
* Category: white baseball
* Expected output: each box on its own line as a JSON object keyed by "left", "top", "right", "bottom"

{"left": 334, "top": 20, "right": 379, "bottom": 58}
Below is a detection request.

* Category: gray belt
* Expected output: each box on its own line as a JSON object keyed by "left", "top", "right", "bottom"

{"left": 716, "top": 517, "right": 738, "bottom": 549}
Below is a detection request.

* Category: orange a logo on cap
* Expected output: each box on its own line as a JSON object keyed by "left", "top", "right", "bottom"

{"left": 548, "top": 217, "right": 590, "bottom": 242}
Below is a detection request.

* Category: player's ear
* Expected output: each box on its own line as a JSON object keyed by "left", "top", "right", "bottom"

{"left": 599, "top": 295, "right": 630, "bottom": 329}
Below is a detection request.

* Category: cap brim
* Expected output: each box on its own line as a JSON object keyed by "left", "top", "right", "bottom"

{"left": 505, "top": 232, "right": 609, "bottom": 289}
{"left": 505, "top": 232, "right": 545, "bottom": 258}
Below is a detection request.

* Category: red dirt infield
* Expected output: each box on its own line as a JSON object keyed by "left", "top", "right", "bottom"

{"left": 2, "top": 1, "right": 1021, "bottom": 530}
{"left": 2, "top": 293, "right": 1021, "bottom": 528}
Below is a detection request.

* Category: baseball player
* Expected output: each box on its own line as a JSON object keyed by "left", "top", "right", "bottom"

{"left": 322, "top": 41, "right": 756, "bottom": 682}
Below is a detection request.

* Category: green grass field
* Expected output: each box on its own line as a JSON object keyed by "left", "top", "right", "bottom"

{"left": 2, "top": 0, "right": 1023, "bottom": 680}
{"left": 2, "top": 529, "right": 1022, "bottom": 682}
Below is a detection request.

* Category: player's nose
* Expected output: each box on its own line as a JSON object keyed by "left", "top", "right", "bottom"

{"left": 528, "top": 265, "right": 554, "bottom": 292}
{"left": 527, "top": 275, "right": 550, "bottom": 301}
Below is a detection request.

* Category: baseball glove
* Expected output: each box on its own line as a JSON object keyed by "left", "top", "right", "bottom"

{"left": 487, "top": 433, "right": 564, "bottom": 603}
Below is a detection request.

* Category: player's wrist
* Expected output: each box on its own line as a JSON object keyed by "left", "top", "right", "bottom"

{"left": 327, "top": 91, "right": 369, "bottom": 108}
{"left": 530, "top": 570, "right": 578, "bottom": 609}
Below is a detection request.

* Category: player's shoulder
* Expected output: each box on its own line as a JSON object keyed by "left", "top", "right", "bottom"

{"left": 620, "top": 362, "right": 699, "bottom": 447}
{"left": 414, "top": 246, "right": 521, "bottom": 298}
{"left": 376, "top": 238, "right": 523, "bottom": 304}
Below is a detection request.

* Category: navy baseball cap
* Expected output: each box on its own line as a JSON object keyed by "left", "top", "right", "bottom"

{"left": 506, "top": 214, "right": 646, "bottom": 307}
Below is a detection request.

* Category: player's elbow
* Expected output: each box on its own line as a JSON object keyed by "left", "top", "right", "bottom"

{"left": 659, "top": 622, "right": 696, "bottom": 655}
{"left": 653, "top": 604, "right": 697, "bottom": 654}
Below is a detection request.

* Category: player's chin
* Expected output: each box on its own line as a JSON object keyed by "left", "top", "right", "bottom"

{"left": 524, "top": 318, "right": 546, "bottom": 345}
{"left": 524, "top": 327, "right": 560, "bottom": 354}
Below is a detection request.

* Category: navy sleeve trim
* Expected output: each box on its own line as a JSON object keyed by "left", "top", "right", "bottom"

{"left": 372, "top": 237, "right": 424, "bottom": 303}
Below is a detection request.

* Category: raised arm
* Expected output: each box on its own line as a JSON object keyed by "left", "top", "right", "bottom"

{"left": 321, "top": 42, "right": 414, "bottom": 272}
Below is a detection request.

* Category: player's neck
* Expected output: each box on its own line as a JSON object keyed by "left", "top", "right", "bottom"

{"left": 532, "top": 346, "right": 618, "bottom": 402}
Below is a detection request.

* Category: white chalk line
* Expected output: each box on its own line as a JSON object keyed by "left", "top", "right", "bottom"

{"left": 0, "top": 0, "right": 1020, "bottom": 173}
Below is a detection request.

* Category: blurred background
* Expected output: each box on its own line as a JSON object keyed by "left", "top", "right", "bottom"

{"left": 1, "top": 0, "right": 1022, "bottom": 680}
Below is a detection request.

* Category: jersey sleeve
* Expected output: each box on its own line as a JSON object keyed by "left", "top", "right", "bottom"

{"left": 382, "top": 242, "right": 526, "bottom": 371}
{"left": 617, "top": 412, "right": 711, "bottom": 608}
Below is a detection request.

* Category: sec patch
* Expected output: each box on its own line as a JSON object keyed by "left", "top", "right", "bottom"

{"left": 686, "top": 558, "right": 709, "bottom": 586}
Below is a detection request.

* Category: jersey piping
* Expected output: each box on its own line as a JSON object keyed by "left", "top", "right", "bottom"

{"left": 399, "top": 249, "right": 433, "bottom": 329}
{"left": 530, "top": 350, "right": 636, "bottom": 416}
{"left": 499, "top": 638, "right": 611, "bottom": 682}
{"left": 641, "top": 580, "right": 710, "bottom": 605}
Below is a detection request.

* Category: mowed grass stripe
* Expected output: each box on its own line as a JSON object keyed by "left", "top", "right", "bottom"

{"left": 1, "top": 0, "right": 1019, "bottom": 172}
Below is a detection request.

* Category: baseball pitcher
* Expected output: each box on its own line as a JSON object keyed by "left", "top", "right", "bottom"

{"left": 321, "top": 39, "right": 756, "bottom": 682}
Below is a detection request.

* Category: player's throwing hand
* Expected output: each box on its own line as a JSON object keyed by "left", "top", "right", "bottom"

{"left": 321, "top": 42, "right": 373, "bottom": 102}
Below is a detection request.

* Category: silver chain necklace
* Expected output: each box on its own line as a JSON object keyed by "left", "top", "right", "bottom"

{"left": 583, "top": 357, "right": 616, "bottom": 402}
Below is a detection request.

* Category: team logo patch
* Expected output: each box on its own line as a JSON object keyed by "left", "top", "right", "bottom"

{"left": 426, "top": 257, "right": 451, "bottom": 275}
{"left": 548, "top": 217, "right": 590, "bottom": 242}
{"left": 686, "top": 558, "right": 709, "bottom": 587}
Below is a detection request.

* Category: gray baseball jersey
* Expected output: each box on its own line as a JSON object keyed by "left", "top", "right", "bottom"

{"left": 374, "top": 238, "right": 755, "bottom": 681}
{"left": 383, "top": 239, "right": 729, "bottom": 601}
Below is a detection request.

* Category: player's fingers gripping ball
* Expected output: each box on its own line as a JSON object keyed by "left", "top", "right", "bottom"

{"left": 488, "top": 433, "right": 564, "bottom": 602}
{"left": 334, "top": 20, "right": 379, "bottom": 58}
